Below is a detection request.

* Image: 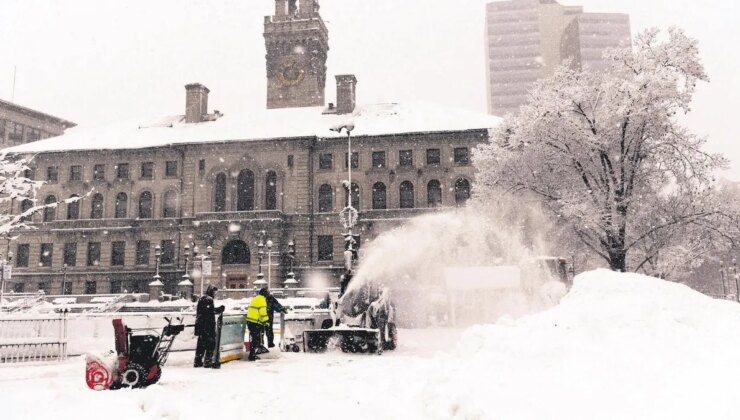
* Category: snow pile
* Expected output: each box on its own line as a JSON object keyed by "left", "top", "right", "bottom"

{"left": 422, "top": 269, "right": 740, "bottom": 419}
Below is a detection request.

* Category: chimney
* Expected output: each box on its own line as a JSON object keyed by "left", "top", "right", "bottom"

{"left": 185, "top": 83, "right": 209, "bottom": 123}
{"left": 335, "top": 75, "right": 357, "bottom": 115}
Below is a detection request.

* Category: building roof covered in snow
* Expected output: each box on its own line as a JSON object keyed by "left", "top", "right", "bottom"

{"left": 1, "top": 101, "right": 501, "bottom": 154}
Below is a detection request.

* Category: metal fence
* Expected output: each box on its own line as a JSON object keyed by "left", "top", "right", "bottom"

{"left": 0, "top": 311, "right": 68, "bottom": 364}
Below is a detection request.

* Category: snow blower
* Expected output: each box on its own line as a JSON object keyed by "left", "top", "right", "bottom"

{"left": 85, "top": 317, "right": 185, "bottom": 390}
{"left": 303, "top": 285, "right": 397, "bottom": 354}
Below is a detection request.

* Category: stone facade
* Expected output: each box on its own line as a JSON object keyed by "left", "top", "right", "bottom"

{"left": 1, "top": 0, "right": 494, "bottom": 295}
{"left": 0, "top": 99, "right": 75, "bottom": 146}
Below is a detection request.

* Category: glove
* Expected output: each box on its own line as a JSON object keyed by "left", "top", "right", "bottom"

{"left": 281, "top": 308, "right": 289, "bottom": 314}
{"left": 216, "top": 305, "right": 225, "bottom": 313}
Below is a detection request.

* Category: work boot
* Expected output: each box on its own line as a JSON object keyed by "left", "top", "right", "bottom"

{"left": 247, "top": 355, "right": 260, "bottom": 361}
{"left": 268, "top": 342, "right": 275, "bottom": 348}
{"left": 193, "top": 360, "right": 203, "bottom": 368}
{"left": 256, "top": 346, "right": 269, "bottom": 354}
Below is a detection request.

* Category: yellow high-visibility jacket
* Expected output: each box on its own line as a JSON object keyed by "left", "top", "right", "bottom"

{"left": 246, "top": 294, "right": 269, "bottom": 326}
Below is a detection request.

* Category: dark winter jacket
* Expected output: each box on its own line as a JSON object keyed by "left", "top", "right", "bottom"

{"left": 195, "top": 294, "right": 225, "bottom": 336}
{"left": 266, "top": 294, "right": 286, "bottom": 317}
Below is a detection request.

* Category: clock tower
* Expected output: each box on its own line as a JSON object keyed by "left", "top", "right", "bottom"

{"left": 264, "top": 0, "right": 329, "bottom": 109}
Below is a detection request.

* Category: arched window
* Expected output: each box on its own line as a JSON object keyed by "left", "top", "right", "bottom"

{"left": 265, "top": 171, "right": 277, "bottom": 211}
{"left": 20, "top": 199, "right": 34, "bottom": 222}
{"left": 372, "top": 182, "right": 387, "bottom": 210}
{"left": 163, "top": 190, "right": 179, "bottom": 218}
{"left": 91, "top": 193, "right": 104, "bottom": 219}
{"left": 237, "top": 169, "right": 255, "bottom": 211}
{"left": 427, "top": 180, "right": 442, "bottom": 207}
{"left": 400, "top": 181, "right": 415, "bottom": 209}
{"left": 138, "top": 191, "right": 153, "bottom": 219}
{"left": 455, "top": 178, "right": 471, "bottom": 206}
{"left": 221, "top": 240, "right": 250, "bottom": 265}
{"left": 43, "top": 195, "right": 56, "bottom": 222}
{"left": 344, "top": 183, "right": 360, "bottom": 210}
{"left": 214, "top": 173, "right": 226, "bottom": 212}
{"left": 115, "top": 193, "right": 128, "bottom": 218}
{"left": 318, "top": 184, "right": 333, "bottom": 213}
{"left": 67, "top": 195, "right": 80, "bottom": 220}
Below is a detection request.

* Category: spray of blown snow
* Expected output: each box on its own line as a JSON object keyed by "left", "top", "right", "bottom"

{"left": 346, "top": 201, "right": 568, "bottom": 326}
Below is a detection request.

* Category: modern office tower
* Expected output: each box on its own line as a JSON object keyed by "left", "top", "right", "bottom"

{"left": 486, "top": 0, "right": 631, "bottom": 116}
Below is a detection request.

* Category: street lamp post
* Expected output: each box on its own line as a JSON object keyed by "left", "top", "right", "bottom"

{"left": 0, "top": 251, "right": 14, "bottom": 310}
{"left": 61, "top": 263, "right": 68, "bottom": 295}
{"left": 331, "top": 124, "right": 359, "bottom": 293}
{"left": 154, "top": 244, "right": 162, "bottom": 282}
{"left": 192, "top": 245, "right": 212, "bottom": 296}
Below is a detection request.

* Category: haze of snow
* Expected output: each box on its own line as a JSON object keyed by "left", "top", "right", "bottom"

{"left": 348, "top": 204, "right": 564, "bottom": 324}
{"left": 2, "top": 269, "right": 739, "bottom": 419}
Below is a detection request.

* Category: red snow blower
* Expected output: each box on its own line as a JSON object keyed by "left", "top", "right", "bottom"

{"left": 86, "top": 317, "right": 185, "bottom": 390}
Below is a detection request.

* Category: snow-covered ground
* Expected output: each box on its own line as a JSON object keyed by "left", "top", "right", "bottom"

{"left": 2, "top": 269, "right": 739, "bottom": 420}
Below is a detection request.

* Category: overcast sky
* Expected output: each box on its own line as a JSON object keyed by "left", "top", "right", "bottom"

{"left": 2, "top": 0, "right": 739, "bottom": 178}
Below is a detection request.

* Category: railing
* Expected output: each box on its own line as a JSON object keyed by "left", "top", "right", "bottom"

{"left": 194, "top": 210, "right": 285, "bottom": 222}
{"left": 0, "top": 311, "right": 68, "bottom": 364}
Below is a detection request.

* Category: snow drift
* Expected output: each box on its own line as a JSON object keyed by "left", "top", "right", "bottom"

{"left": 422, "top": 269, "right": 740, "bottom": 419}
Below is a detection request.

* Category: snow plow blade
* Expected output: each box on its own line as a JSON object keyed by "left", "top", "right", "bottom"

{"left": 303, "top": 328, "right": 382, "bottom": 354}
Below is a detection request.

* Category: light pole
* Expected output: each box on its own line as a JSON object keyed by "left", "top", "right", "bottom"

{"left": 192, "top": 245, "right": 212, "bottom": 296}
{"left": 61, "top": 263, "right": 68, "bottom": 295}
{"left": 0, "top": 251, "right": 14, "bottom": 310}
{"left": 284, "top": 239, "right": 298, "bottom": 290}
{"left": 331, "top": 124, "right": 359, "bottom": 292}
{"left": 153, "top": 244, "right": 162, "bottom": 282}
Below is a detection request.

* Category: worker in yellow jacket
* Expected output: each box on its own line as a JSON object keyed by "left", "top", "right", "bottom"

{"left": 246, "top": 288, "right": 270, "bottom": 361}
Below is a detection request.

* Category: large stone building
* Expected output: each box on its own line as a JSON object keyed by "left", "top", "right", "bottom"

{"left": 1, "top": 0, "right": 499, "bottom": 296}
{"left": 0, "top": 99, "right": 75, "bottom": 147}
{"left": 485, "top": 0, "right": 631, "bottom": 116}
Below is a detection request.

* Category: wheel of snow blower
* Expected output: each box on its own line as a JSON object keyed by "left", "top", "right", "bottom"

{"left": 291, "top": 344, "right": 300, "bottom": 353}
{"left": 120, "top": 363, "right": 148, "bottom": 389}
{"left": 144, "top": 365, "right": 162, "bottom": 386}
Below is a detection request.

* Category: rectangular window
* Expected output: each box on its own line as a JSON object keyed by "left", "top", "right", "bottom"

{"left": 23, "top": 168, "right": 35, "bottom": 180}
{"left": 93, "top": 164, "right": 105, "bottom": 181}
{"left": 317, "top": 235, "right": 333, "bottom": 261}
{"left": 344, "top": 152, "right": 359, "bottom": 169}
{"left": 46, "top": 166, "right": 59, "bottom": 182}
{"left": 165, "top": 161, "right": 178, "bottom": 177}
{"left": 85, "top": 281, "right": 97, "bottom": 295}
{"left": 16, "top": 244, "right": 29, "bottom": 267}
{"left": 63, "top": 242, "right": 77, "bottom": 267}
{"left": 40, "top": 243, "right": 53, "bottom": 267}
{"left": 399, "top": 150, "right": 413, "bottom": 167}
{"left": 70, "top": 165, "right": 82, "bottom": 181}
{"left": 454, "top": 147, "right": 470, "bottom": 165}
{"left": 116, "top": 163, "right": 129, "bottom": 180}
{"left": 27, "top": 128, "right": 41, "bottom": 142}
{"left": 160, "top": 240, "right": 175, "bottom": 265}
{"left": 426, "top": 148, "right": 441, "bottom": 165}
{"left": 13, "top": 283, "right": 24, "bottom": 293}
{"left": 319, "top": 153, "right": 333, "bottom": 170}
{"left": 87, "top": 242, "right": 101, "bottom": 266}
{"left": 141, "top": 162, "right": 154, "bottom": 179}
{"left": 372, "top": 151, "right": 386, "bottom": 168}
{"left": 111, "top": 241, "right": 126, "bottom": 266}
{"left": 0, "top": 120, "right": 5, "bottom": 142}
{"left": 8, "top": 122, "right": 23, "bottom": 142}
{"left": 287, "top": 155, "right": 294, "bottom": 168}
{"left": 136, "top": 241, "right": 150, "bottom": 266}
{"left": 199, "top": 159, "right": 206, "bottom": 174}
{"left": 110, "top": 280, "right": 122, "bottom": 294}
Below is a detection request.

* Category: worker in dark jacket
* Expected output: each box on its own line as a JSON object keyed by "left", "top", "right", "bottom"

{"left": 245, "top": 288, "right": 270, "bottom": 361}
{"left": 194, "top": 285, "right": 225, "bottom": 368}
{"left": 264, "top": 291, "right": 288, "bottom": 348}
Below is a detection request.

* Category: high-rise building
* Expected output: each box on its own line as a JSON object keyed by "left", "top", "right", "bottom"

{"left": 485, "top": 0, "right": 631, "bottom": 116}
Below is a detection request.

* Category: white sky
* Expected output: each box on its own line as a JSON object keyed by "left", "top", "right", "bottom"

{"left": 2, "top": 0, "right": 739, "bottom": 178}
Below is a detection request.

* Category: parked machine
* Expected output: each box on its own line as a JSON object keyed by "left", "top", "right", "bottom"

{"left": 85, "top": 316, "right": 185, "bottom": 390}
{"left": 302, "top": 283, "right": 398, "bottom": 354}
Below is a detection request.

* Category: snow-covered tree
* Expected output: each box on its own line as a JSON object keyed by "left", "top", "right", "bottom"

{"left": 474, "top": 28, "right": 733, "bottom": 274}
{"left": 0, "top": 152, "right": 43, "bottom": 236}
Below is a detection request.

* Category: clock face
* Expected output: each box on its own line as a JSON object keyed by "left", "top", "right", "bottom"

{"left": 277, "top": 61, "right": 305, "bottom": 86}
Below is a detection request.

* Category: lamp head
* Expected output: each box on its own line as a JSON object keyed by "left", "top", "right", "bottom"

{"left": 206, "top": 245, "right": 213, "bottom": 256}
